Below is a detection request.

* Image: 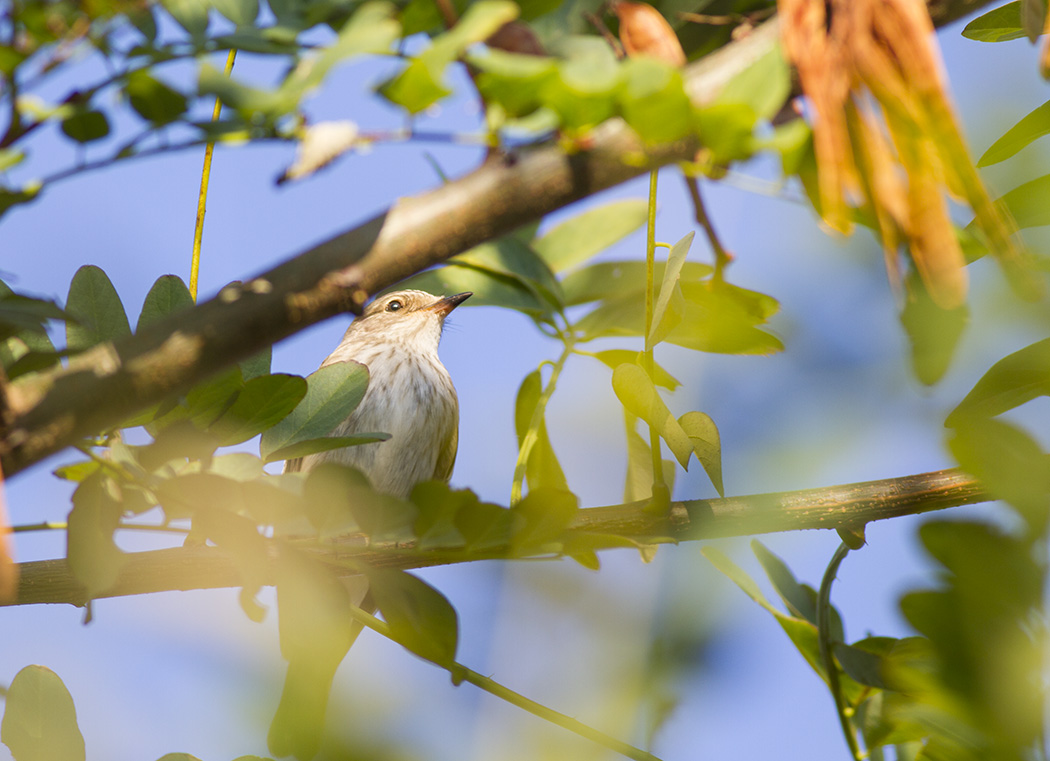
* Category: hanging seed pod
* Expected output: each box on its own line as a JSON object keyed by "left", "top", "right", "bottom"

{"left": 611, "top": 0, "right": 686, "bottom": 66}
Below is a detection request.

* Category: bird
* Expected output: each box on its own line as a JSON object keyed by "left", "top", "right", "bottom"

{"left": 283, "top": 288, "right": 470, "bottom": 496}
{"left": 269, "top": 289, "right": 470, "bottom": 761}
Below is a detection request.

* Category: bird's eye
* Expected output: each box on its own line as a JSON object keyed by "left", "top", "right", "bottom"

{"left": 386, "top": 299, "right": 403, "bottom": 312}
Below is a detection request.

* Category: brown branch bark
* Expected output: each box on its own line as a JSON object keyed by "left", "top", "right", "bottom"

{"left": 9, "top": 467, "right": 989, "bottom": 607}
{"left": 0, "top": 0, "right": 993, "bottom": 477}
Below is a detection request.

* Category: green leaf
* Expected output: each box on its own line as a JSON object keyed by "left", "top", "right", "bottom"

{"left": 65, "top": 265, "right": 131, "bottom": 352}
{"left": 695, "top": 102, "right": 758, "bottom": 163}
{"left": 987, "top": 173, "right": 1050, "bottom": 229}
{"left": 978, "top": 99, "right": 1050, "bottom": 166}
{"left": 835, "top": 638, "right": 897, "bottom": 690}
{"left": 198, "top": 64, "right": 291, "bottom": 120}
{"left": 713, "top": 42, "right": 790, "bottom": 121}
{"left": 410, "top": 481, "right": 473, "bottom": 549}
{"left": 160, "top": 0, "right": 210, "bottom": 37}
{"left": 648, "top": 231, "right": 693, "bottom": 350}
{"left": 900, "top": 272, "right": 968, "bottom": 386}
{"left": 1, "top": 665, "right": 85, "bottom": 761}
{"left": 453, "top": 238, "right": 563, "bottom": 311}
{"left": 60, "top": 109, "right": 110, "bottom": 143}
{"left": 67, "top": 473, "right": 126, "bottom": 598}
{"left": 612, "top": 363, "right": 692, "bottom": 468}
{"left": 240, "top": 346, "right": 272, "bottom": 381}
{"left": 211, "top": 0, "right": 259, "bottom": 26}
{"left": 962, "top": 1, "right": 1025, "bottom": 41}
{"left": 264, "top": 433, "right": 390, "bottom": 464}
{"left": 471, "top": 48, "right": 557, "bottom": 118}
{"left": 946, "top": 338, "right": 1050, "bottom": 423}
{"left": 542, "top": 36, "right": 620, "bottom": 131}
{"left": 678, "top": 410, "right": 723, "bottom": 496}
{"left": 125, "top": 70, "right": 188, "bottom": 124}
{"left": 455, "top": 500, "right": 514, "bottom": 551}
{"left": 260, "top": 361, "right": 369, "bottom": 459}
{"left": 514, "top": 369, "right": 568, "bottom": 491}
{"left": 617, "top": 57, "right": 694, "bottom": 144}
{"left": 269, "top": 556, "right": 357, "bottom": 761}
{"left": 622, "top": 412, "right": 675, "bottom": 502}
{"left": 948, "top": 417, "right": 1050, "bottom": 532}
{"left": 148, "top": 368, "right": 244, "bottom": 434}
{"left": 510, "top": 485, "right": 578, "bottom": 554}
{"left": 209, "top": 373, "right": 308, "bottom": 446}
{"left": 365, "top": 568, "right": 459, "bottom": 665}
{"left": 593, "top": 350, "right": 679, "bottom": 389}
{"left": 381, "top": 0, "right": 519, "bottom": 112}
{"left": 1022, "top": 0, "right": 1045, "bottom": 41}
{"left": 399, "top": 262, "right": 546, "bottom": 314}
{"left": 532, "top": 199, "right": 648, "bottom": 273}
{"left": 562, "top": 259, "right": 712, "bottom": 306}
{"left": 136, "top": 274, "right": 194, "bottom": 332}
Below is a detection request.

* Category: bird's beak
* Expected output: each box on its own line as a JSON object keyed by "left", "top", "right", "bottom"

{"left": 427, "top": 292, "right": 472, "bottom": 317}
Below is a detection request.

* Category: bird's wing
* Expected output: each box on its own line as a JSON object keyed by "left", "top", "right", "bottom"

{"left": 433, "top": 421, "right": 458, "bottom": 483}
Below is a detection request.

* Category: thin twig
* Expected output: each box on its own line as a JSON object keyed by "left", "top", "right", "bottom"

{"left": 683, "top": 175, "right": 733, "bottom": 277}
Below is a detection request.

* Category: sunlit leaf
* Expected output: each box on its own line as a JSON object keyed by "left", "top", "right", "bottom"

{"left": 542, "top": 36, "right": 620, "bottom": 130}
{"left": 514, "top": 369, "right": 568, "bottom": 492}
{"left": 618, "top": 56, "right": 694, "bottom": 143}
{"left": 260, "top": 361, "right": 369, "bottom": 459}
{"left": 65, "top": 265, "right": 131, "bottom": 351}
{"left": 399, "top": 262, "right": 546, "bottom": 314}
{"left": 1, "top": 665, "right": 85, "bottom": 761}
{"left": 978, "top": 99, "right": 1050, "bottom": 166}
{"left": 714, "top": 42, "right": 790, "bottom": 122}
{"left": 561, "top": 260, "right": 711, "bottom": 306}
{"left": 593, "top": 350, "right": 679, "bottom": 389}
{"left": 622, "top": 412, "right": 675, "bottom": 502}
{"left": 211, "top": 0, "right": 259, "bottom": 26}
{"left": 531, "top": 199, "right": 648, "bottom": 273}
{"left": 366, "top": 568, "right": 459, "bottom": 665}
{"left": 410, "top": 481, "right": 474, "bottom": 549}
{"left": 678, "top": 410, "right": 723, "bottom": 496}
{"left": 471, "top": 48, "right": 557, "bottom": 118}
{"left": 986, "top": 173, "right": 1050, "bottom": 229}
{"left": 510, "top": 486, "right": 578, "bottom": 554}
{"left": 648, "top": 231, "right": 693, "bottom": 349}
{"left": 612, "top": 363, "right": 692, "bottom": 467}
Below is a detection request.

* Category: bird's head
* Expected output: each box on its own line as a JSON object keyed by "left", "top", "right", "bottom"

{"left": 348, "top": 289, "right": 472, "bottom": 354}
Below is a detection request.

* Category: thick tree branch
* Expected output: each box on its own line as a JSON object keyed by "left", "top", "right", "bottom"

{"left": 9, "top": 468, "right": 989, "bottom": 607}
{"left": 0, "top": 0, "right": 991, "bottom": 476}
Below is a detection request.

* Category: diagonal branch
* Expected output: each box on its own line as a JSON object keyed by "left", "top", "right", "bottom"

{"left": 0, "top": 0, "right": 991, "bottom": 476}
{"left": 9, "top": 467, "right": 989, "bottom": 608}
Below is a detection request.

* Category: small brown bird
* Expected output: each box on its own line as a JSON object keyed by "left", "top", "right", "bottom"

{"left": 285, "top": 289, "right": 471, "bottom": 496}
{"left": 270, "top": 289, "right": 470, "bottom": 761}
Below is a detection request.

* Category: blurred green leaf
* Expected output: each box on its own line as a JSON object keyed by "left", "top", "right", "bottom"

{"left": 212, "top": 0, "right": 259, "bottom": 26}
{"left": 65, "top": 265, "right": 131, "bottom": 352}
{"left": 531, "top": 199, "right": 648, "bottom": 273}
{"left": 0, "top": 285, "right": 65, "bottom": 343}
{"left": 648, "top": 231, "right": 693, "bottom": 349}
{"left": 612, "top": 363, "right": 692, "bottom": 468}
{"left": 713, "top": 42, "right": 790, "bottom": 122}
{"left": 515, "top": 369, "right": 569, "bottom": 492}
{"left": 1022, "top": 0, "right": 1045, "bottom": 41}
{"left": 618, "top": 57, "right": 694, "bottom": 144}
{"left": 510, "top": 485, "right": 578, "bottom": 554}
{"left": 260, "top": 361, "right": 369, "bottom": 459}
{"left": 209, "top": 373, "right": 307, "bottom": 446}
{"left": 136, "top": 274, "right": 194, "bottom": 332}
{"left": 542, "top": 36, "right": 620, "bottom": 130}
{"left": 400, "top": 262, "right": 546, "bottom": 314}
{"left": 948, "top": 417, "right": 1050, "bottom": 532}
{"left": 1, "top": 665, "right": 85, "bottom": 761}
{"left": 946, "top": 337, "right": 1050, "bottom": 423}
{"left": 752, "top": 540, "right": 844, "bottom": 639}
{"left": 240, "top": 345, "right": 272, "bottom": 381}
{"left": 60, "top": 109, "right": 110, "bottom": 143}
{"left": 382, "top": 0, "right": 519, "bottom": 112}
{"left": 149, "top": 368, "right": 244, "bottom": 434}
{"left": 962, "top": 1, "right": 1025, "bottom": 41}
{"left": 455, "top": 500, "right": 514, "bottom": 551}
{"left": 978, "top": 99, "right": 1050, "bottom": 166}
{"left": 471, "top": 48, "right": 557, "bottom": 118}
{"left": 161, "top": 0, "right": 211, "bottom": 36}
{"left": 900, "top": 272, "right": 968, "bottom": 386}
{"left": 270, "top": 555, "right": 357, "bottom": 760}
{"left": 125, "top": 70, "right": 188, "bottom": 124}
{"left": 67, "top": 473, "right": 126, "bottom": 598}
{"left": 366, "top": 568, "right": 459, "bottom": 665}
{"left": 695, "top": 102, "right": 757, "bottom": 163}
{"left": 265, "top": 432, "right": 389, "bottom": 464}
{"left": 678, "top": 410, "right": 722, "bottom": 496}
{"left": 199, "top": 64, "right": 291, "bottom": 120}
{"left": 986, "top": 173, "right": 1050, "bottom": 229}
{"left": 410, "top": 481, "right": 474, "bottom": 549}
{"left": 835, "top": 637, "right": 897, "bottom": 690}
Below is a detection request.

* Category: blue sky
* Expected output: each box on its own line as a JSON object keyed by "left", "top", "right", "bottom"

{"left": 0, "top": 8, "right": 1047, "bottom": 760}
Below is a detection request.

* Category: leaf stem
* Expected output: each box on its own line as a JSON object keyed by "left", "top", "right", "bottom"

{"left": 643, "top": 169, "right": 666, "bottom": 493}
{"left": 510, "top": 337, "right": 573, "bottom": 505}
{"left": 817, "top": 541, "right": 864, "bottom": 761}
{"left": 191, "top": 48, "right": 237, "bottom": 302}
{"left": 347, "top": 604, "right": 664, "bottom": 761}
{"left": 684, "top": 176, "right": 732, "bottom": 278}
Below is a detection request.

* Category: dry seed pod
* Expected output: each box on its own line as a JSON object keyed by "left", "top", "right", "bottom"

{"left": 612, "top": 0, "right": 686, "bottom": 66}
{"left": 487, "top": 21, "right": 546, "bottom": 56}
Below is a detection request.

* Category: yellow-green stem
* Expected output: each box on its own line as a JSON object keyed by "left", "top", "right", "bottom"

{"left": 644, "top": 169, "right": 665, "bottom": 490}
{"left": 190, "top": 48, "right": 237, "bottom": 302}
